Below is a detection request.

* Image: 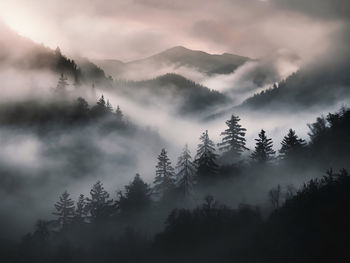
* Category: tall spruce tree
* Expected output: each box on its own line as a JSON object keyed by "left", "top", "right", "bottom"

{"left": 53, "top": 191, "right": 75, "bottom": 228}
{"left": 115, "top": 106, "right": 123, "bottom": 121}
{"left": 153, "top": 149, "right": 176, "bottom": 200}
{"left": 91, "top": 95, "right": 107, "bottom": 117}
{"left": 97, "top": 95, "right": 106, "bottom": 108}
{"left": 117, "top": 174, "right": 151, "bottom": 213}
{"left": 307, "top": 116, "right": 327, "bottom": 143}
{"left": 251, "top": 129, "right": 275, "bottom": 163}
{"left": 279, "top": 129, "right": 306, "bottom": 159}
{"left": 73, "top": 194, "right": 87, "bottom": 224}
{"left": 218, "top": 115, "right": 248, "bottom": 160}
{"left": 86, "top": 181, "right": 114, "bottom": 222}
{"left": 195, "top": 130, "right": 219, "bottom": 182}
{"left": 175, "top": 144, "right": 197, "bottom": 197}
{"left": 106, "top": 100, "right": 113, "bottom": 113}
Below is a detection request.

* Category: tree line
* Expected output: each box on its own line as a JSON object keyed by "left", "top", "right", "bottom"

{"left": 2, "top": 105, "right": 350, "bottom": 263}
{"left": 46, "top": 108, "right": 339, "bottom": 231}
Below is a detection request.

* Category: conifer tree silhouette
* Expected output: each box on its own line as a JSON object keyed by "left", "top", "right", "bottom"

{"left": 195, "top": 130, "right": 218, "bottom": 182}
{"left": 218, "top": 115, "right": 248, "bottom": 160}
{"left": 115, "top": 105, "right": 123, "bottom": 121}
{"left": 175, "top": 144, "right": 197, "bottom": 197}
{"left": 86, "top": 181, "right": 114, "bottom": 222}
{"left": 73, "top": 194, "right": 87, "bottom": 224}
{"left": 251, "top": 129, "right": 275, "bottom": 163}
{"left": 279, "top": 129, "right": 306, "bottom": 159}
{"left": 53, "top": 191, "right": 75, "bottom": 228}
{"left": 153, "top": 149, "right": 176, "bottom": 200}
{"left": 117, "top": 174, "right": 151, "bottom": 213}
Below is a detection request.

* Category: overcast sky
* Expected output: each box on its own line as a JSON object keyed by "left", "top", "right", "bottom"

{"left": 0, "top": 0, "right": 348, "bottom": 62}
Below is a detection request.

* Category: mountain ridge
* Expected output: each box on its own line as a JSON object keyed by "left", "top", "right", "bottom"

{"left": 94, "top": 46, "right": 250, "bottom": 79}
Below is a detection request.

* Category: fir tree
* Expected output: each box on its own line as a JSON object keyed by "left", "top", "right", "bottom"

{"left": 251, "top": 129, "right": 275, "bottom": 163}
{"left": 307, "top": 116, "right": 327, "bottom": 143}
{"left": 195, "top": 130, "right": 219, "bottom": 182}
{"left": 153, "top": 149, "right": 176, "bottom": 200}
{"left": 74, "top": 97, "right": 90, "bottom": 122}
{"left": 218, "top": 115, "right": 248, "bottom": 160}
{"left": 97, "top": 95, "right": 106, "bottom": 108}
{"left": 117, "top": 174, "right": 151, "bottom": 213}
{"left": 106, "top": 100, "right": 113, "bottom": 113}
{"left": 86, "top": 181, "right": 114, "bottom": 222}
{"left": 53, "top": 191, "right": 75, "bottom": 228}
{"left": 279, "top": 129, "right": 306, "bottom": 159}
{"left": 55, "top": 46, "right": 62, "bottom": 56}
{"left": 175, "top": 144, "right": 197, "bottom": 197}
{"left": 115, "top": 105, "right": 123, "bottom": 121}
{"left": 55, "top": 73, "right": 69, "bottom": 93}
{"left": 91, "top": 95, "right": 107, "bottom": 117}
{"left": 73, "top": 194, "right": 87, "bottom": 224}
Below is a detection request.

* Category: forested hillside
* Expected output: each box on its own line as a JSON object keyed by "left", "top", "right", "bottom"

{"left": 1, "top": 100, "right": 350, "bottom": 262}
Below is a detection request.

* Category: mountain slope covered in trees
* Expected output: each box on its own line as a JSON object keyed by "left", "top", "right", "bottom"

{"left": 241, "top": 59, "right": 350, "bottom": 110}
{"left": 115, "top": 73, "right": 230, "bottom": 114}
{"left": 1, "top": 94, "right": 350, "bottom": 262}
{"left": 0, "top": 21, "right": 109, "bottom": 86}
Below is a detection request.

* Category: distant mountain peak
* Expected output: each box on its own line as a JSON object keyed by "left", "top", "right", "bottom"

{"left": 94, "top": 46, "right": 251, "bottom": 79}
{"left": 166, "top": 46, "right": 189, "bottom": 51}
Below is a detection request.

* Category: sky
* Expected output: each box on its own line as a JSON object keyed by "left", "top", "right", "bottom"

{"left": 0, "top": 0, "right": 344, "bottom": 62}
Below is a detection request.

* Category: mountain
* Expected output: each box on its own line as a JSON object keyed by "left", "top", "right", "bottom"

{"left": 0, "top": 22, "right": 80, "bottom": 79}
{"left": 0, "top": 21, "right": 109, "bottom": 86}
{"left": 241, "top": 71, "right": 350, "bottom": 110}
{"left": 115, "top": 73, "right": 230, "bottom": 114}
{"left": 94, "top": 46, "right": 250, "bottom": 80}
{"left": 239, "top": 52, "right": 350, "bottom": 110}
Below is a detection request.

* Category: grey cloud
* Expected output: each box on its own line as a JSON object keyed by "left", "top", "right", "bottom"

{"left": 272, "top": 0, "right": 350, "bottom": 21}
{"left": 0, "top": 0, "right": 337, "bottom": 62}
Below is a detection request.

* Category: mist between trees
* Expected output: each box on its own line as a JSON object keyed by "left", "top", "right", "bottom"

{"left": 0, "top": 72, "right": 350, "bottom": 262}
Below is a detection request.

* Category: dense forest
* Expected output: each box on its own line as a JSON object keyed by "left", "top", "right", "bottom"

{"left": 114, "top": 73, "right": 229, "bottom": 115}
{"left": 1, "top": 77, "right": 350, "bottom": 262}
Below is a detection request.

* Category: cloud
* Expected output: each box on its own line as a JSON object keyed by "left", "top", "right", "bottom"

{"left": 272, "top": 0, "right": 350, "bottom": 21}
{"left": 0, "top": 0, "right": 338, "bottom": 63}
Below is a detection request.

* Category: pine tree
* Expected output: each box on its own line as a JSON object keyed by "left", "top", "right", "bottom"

{"left": 91, "top": 95, "right": 107, "bottom": 118}
{"left": 117, "top": 174, "right": 151, "bottom": 213}
{"left": 251, "top": 129, "right": 275, "bottom": 163}
{"left": 73, "top": 194, "right": 87, "bottom": 224}
{"left": 279, "top": 129, "right": 306, "bottom": 159}
{"left": 97, "top": 95, "right": 106, "bottom": 108}
{"left": 175, "top": 144, "right": 197, "bottom": 197}
{"left": 195, "top": 130, "right": 219, "bottom": 182}
{"left": 106, "top": 100, "right": 113, "bottom": 113}
{"left": 115, "top": 105, "right": 123, "bottom": 121}
{"left": 55, "top": 46, "right": 62, "bottom": 56}
{"left": 55, "top": 73, "right": 69, "bottom": 93}
{"left": 153, "top": 149, "right": 176, "bottom": 200}
{"left": 53, "top": 191, "right": 75, "bottom": 228}
{"left": 307, "top": 116, "right": 327, "bottom": 143}
{"left": 218, "top": 115, "right": 248, "bottom": 160}
{"left": 74, "top": 97, "right": 90, "bottom": 122}
{"left": 86, "top": 181, "right": 114, "bottom": 222}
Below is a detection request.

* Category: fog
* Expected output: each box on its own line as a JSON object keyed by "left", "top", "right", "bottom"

{"left": 1, "top": 0, "right": 350, "bottom": 244}
{"left": 0, "top": 45, "right": 347, "bottom": 239}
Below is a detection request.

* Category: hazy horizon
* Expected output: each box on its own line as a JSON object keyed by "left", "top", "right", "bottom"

{"left": 0, "top": 0, "right": 343, "bottom": 63}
